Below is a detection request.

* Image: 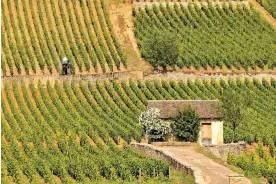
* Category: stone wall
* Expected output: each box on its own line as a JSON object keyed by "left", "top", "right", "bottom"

{"left": 131, "top": 143, "right": 208, "bottom": 184}
{"left": 1, "top": 70, "right": 143, "bottom": 88}
{"left": 229, "top": 174, "right": 247, "bottom": 184}
{"left": 143, "top": 71, "right": 276, "bottom": 81}
{"left": 152, "top": 141, "right": 192, "bottom": 147}
{"left": 202, "top": 142, "right": 246, "bottom": 161}
{"left": 133, "top": 1, "right": 249, "bottom": 9}
{"left": 3, "top": 70, "right": 276, "bottom": 88}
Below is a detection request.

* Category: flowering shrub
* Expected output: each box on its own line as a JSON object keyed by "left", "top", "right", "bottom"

{"left": 139, "top": 108, "right": 171, "bottom": 140}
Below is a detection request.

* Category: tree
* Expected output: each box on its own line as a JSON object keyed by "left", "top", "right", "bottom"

{"left": 171, "top": 107, "right": 200, "bottom": 142}
{"left": 220, "top": 90, "right": 251, "bottom": 142}
{"left": 139, "top": 108, "right": 171, "bottom": 142}
{"left": 141, "top": 29, "right": 181, "bottom": 71}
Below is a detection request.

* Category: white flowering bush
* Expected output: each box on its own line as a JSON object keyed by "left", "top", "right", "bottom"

{"left": 139, "top": 108, "right": 171, "bottom": 140}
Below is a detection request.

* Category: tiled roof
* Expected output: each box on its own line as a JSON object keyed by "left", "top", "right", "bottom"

{"left": 147, "top": 100, "right": 221, "bottom": 119}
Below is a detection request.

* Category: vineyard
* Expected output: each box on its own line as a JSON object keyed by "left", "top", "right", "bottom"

{"left": 1, "top": 81, "right": 170, "bottom": 183}
{"left": 228, "top": 140, "right": 276, "bottom": 183}
{"left": 2, "top": 0, "right": 276, "bottom": 182}
{"left": 2, "top": 78, "right": 276, "bottom": 182}
{"left": 257, "top": 0, "right": 276, "bottom": 18}
{"left": 133, "top": 3, "right": 276, "bottom": 70}
{"left": 1, "top": 0, "right": 126, "bottom": 76}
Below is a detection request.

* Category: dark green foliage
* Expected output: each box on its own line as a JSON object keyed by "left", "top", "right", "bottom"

{"left": 142, "top": 30, "right": 180, "bottom": 70}
{"left": 220, "top": 90, "right": 251, "bottom": 142}
{"left": 171, "top": 107, "right": 200, "bottom": 142}
{"left": 134, "top": 4, "right": 276, "bottom": 70}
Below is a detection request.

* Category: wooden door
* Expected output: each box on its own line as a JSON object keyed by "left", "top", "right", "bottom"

{"left": 202, "top": 123, "right": 212, "bottom": 139}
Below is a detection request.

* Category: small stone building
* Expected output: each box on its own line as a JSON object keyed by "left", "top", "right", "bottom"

{"left": 147, "top": 100, "right": 223, "bottom": 145}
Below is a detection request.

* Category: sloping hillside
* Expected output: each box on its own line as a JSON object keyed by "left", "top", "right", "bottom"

{"left": 134, "top": 3, "right": 276, "bottom": 71}
{"left": 2, "top": 78, "right": 276, "bottom": 182}
{"left": 1, "top": 0, "right": 127, "bottom": 76}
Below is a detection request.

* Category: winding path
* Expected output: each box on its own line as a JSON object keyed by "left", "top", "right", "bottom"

{"left": 158, "top": 146, "right": 251, "bottom": 184}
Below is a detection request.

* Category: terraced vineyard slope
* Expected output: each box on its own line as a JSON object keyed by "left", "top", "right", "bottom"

{"left": 134, "top": 3, "right": 276, "bottom": 70}
{"left": 228, "top": 140, "right": 276, "bottom": 183}
{"left": 256, "top": 0, "right": 276, "bottom": 18}
{"left": 1, "top": 0, "right": 127, "bottom": 76}
{"left": 2, "top": 78, "right": 276, "bottom": 182}
{"left": 1, "top": 81, "right": 170, "bottom": 183}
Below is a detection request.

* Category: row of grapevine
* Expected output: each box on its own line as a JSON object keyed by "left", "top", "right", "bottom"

{"left": 1, "top": 0, "right": 127, "bottom": 76}
{"left": 2, "top": 78, "right": 276, "bottom": 182}
{"left": 1, "top": 81, "right": 170, "bottom": 183}
{"left": 133, "top": 3, "right": 276, "bottom": 70}
{"left": 228, "top": 139, "right": 276, "bottom": 183}
{"left": 257, "top": 0, "right": 276, "bottom": 19}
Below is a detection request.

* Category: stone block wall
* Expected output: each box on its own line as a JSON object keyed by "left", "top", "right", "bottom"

{"left": 3, "top": 70, "right": 276, "bottom": 89}
{"left": 152, "top": 141, "right": 192, "bottom": 147}
{"left": 1, "top": 70, "right": 143, "bottom": 88}
{"left": 202, "top": 142, "right": 246, "bottom": 161}
{"left": 133, "top": 1, "right": 249, "bottom": 10}
{"left": 131, "top": 143, "right": 208, "bottom": 184}
{"left": 229, "top": 174, "right": 247, "bottom": 184}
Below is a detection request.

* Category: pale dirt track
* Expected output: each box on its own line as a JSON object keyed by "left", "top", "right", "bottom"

{"left": 248, "top": 0, "right": 276, "bottom": 30}
{"left": 158, "top": 146, "right": 251, "bottom": 184}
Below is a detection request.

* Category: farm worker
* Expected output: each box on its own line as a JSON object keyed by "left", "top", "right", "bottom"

{"left": 62, "top": 57, "right": 70, "bottom": 75}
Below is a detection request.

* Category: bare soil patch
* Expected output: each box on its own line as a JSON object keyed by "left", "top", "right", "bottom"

{"left": 109, "top": 2, "right": 153, "bottom": 72}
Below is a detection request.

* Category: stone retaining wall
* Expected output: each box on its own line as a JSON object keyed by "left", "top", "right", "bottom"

{"left": 133, "top": 1, "right": 249, "bottom": 9}
{"left": 152, "top": 141, "right": 192, "bottom": 146}
{"left": 143, "top": 71, "right": 276, "bottom": 81}
{"left": 202, "top": 142, "right": 246, "bottom": 161}
{"left": 229, "top": 174, "right": 247, "bottom": 184}
{"left": 1, "top": 70, "right": 143, "bottom": 88}
{"left": 131, "top": 143, "right": 208, "bottom": 184}
{"left": 2, "top": 70, "right": 276, "bottom": 88}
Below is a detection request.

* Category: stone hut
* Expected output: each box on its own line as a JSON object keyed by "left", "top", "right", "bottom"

{"left": 147, "top": 100, "right": 223, "bottom": 145}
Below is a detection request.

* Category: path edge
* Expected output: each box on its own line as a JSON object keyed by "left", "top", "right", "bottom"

{"left": 248, "top": 0, "right": 276, "bottom": 30}
{"left": 130, "top": 143, "right": 208, "bottom": 184}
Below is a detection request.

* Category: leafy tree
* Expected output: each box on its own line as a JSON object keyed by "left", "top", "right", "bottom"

{"left": 139, "top": 108, "right": 172, "bottom": 142}
{"left": 220, "top": 90, "right": 251, "bottom": 142}
{"left": 171, "top": 107, "right": 200, "bottom": 142}
{"left": 141, "top": 30, "right": 181, "bottom": 71}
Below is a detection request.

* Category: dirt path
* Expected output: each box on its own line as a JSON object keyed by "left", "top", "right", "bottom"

{"left": 109, "top": 2, "right": 152, "bottom": 72}
{"left": 248, "top": 0, "right": 276, "bottom": 30}
{"left": 158, "top": 146, "right": 251, "bottom": 184}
